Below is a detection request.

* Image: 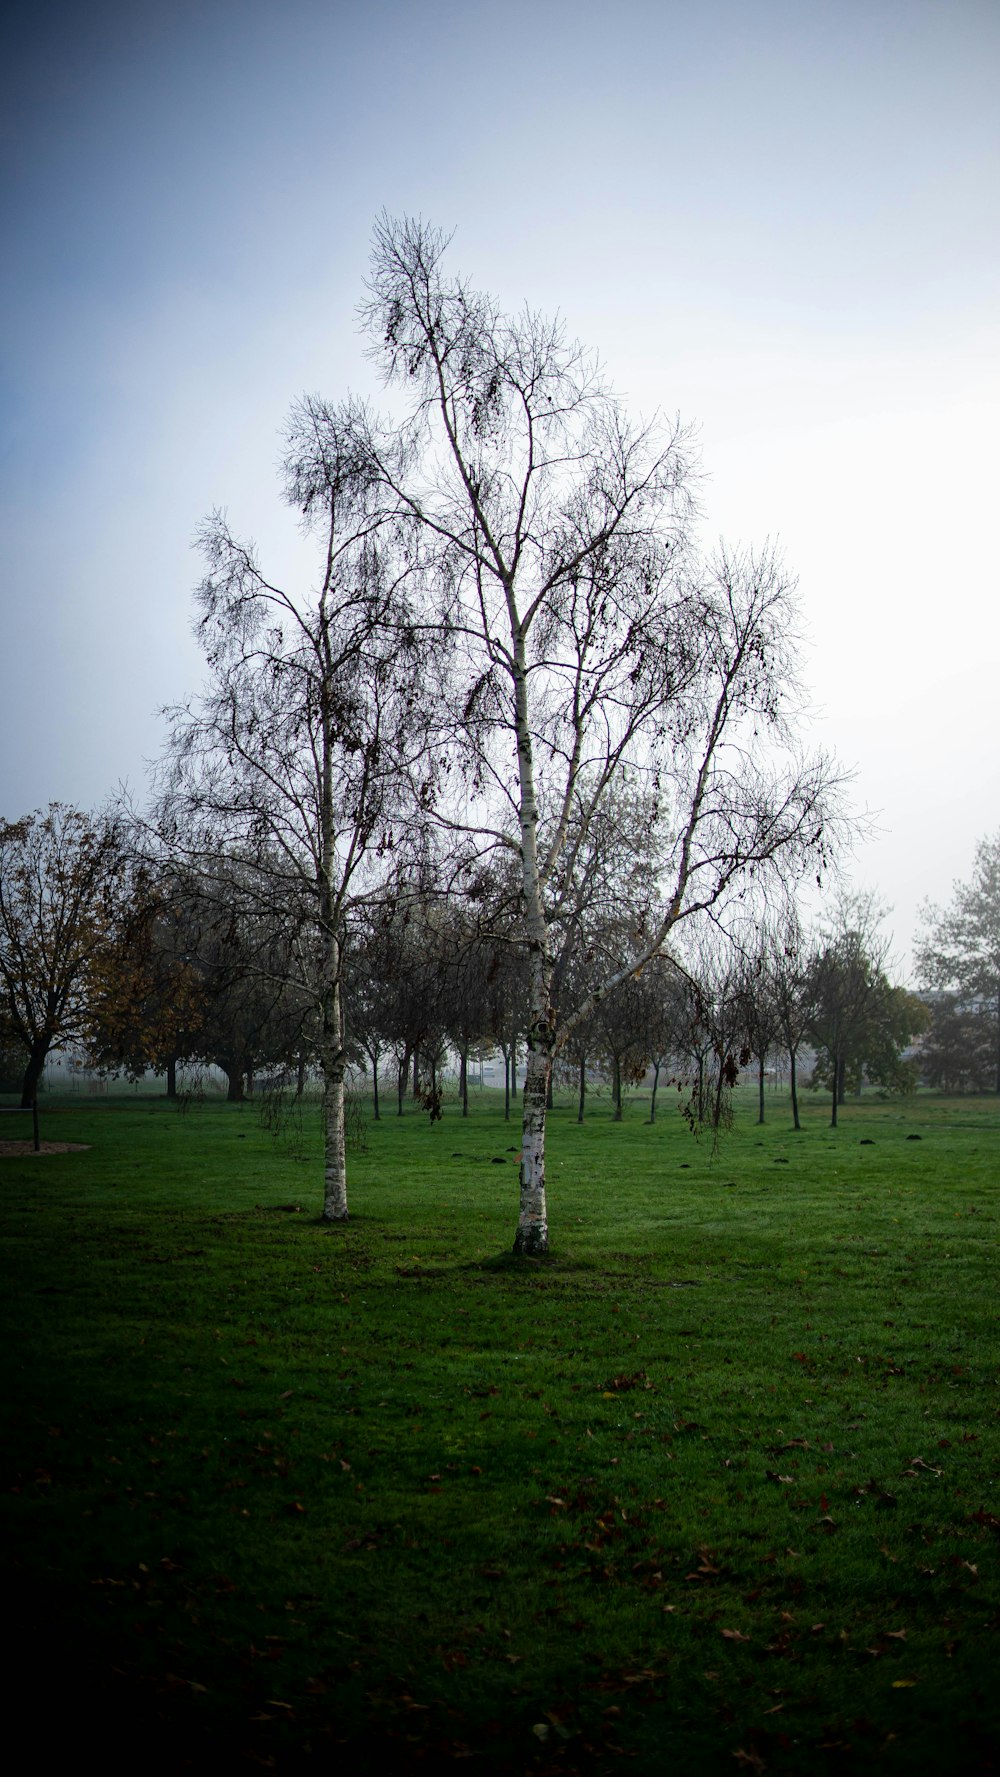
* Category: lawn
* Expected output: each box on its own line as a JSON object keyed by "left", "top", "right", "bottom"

{"left": 1, "top": 1084, "right": 998, "bottom": 1773}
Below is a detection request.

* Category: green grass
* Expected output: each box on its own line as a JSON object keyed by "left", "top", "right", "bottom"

{"left": 2, "top": 1085, "right": 998, "bottom": 1773}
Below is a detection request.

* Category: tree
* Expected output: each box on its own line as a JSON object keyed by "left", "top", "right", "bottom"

{"left": 672, "top": 941, "right": 748, "bottom": 1130}
{"left": 638, "top": 958, "right": 691, "bottom": 1125}
{"left": 86, "top": 869, "right": 206, "bottom": 1096}
{"left": 919, "top": 993, "right": 998, "bottom": 1093}
{"left": 806, "top": 894, "right": 927, "bottom": 1123}
{"left": 0, "top": 1020, "right": 28, "bottom": 1095}
{"left": 766, "top": 914, "right": 812, "bottom": 1131}
{"left": 354, "top": 214, "right": 845, "bottom": 1253}
{"left": 158, "top": 407, "right": 436, "bottom": 1221}
{"left": 915, "top": 831, "right": 1000, "bottom": 1092}
{"left": 177, "top": 887, "right": 311, "bottom": 1101}
{"left": 736, "top": 940, "right": 783, "bottom": 1125}
{"left": 0, "top": 804, "right": 129, "bottom": 1106}
{"left": 350, "top": 883, "right": 453, "bottom": 1118}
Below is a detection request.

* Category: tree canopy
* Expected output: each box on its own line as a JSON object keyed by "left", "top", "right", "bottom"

{"left": 0, "top": 804, "right": 130, "bottom": 1106}
{"left": 916, "top": 831, "right": 1000, "bottom": 1092}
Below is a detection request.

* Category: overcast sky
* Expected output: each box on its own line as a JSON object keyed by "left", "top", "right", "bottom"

{"left": 1, "top": 0, "right": 997, "bottom": 972}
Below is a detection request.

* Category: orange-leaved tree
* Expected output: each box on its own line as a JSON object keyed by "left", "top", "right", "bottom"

{"left": 0, "top": 804, "right": 130, "bottom": 1105}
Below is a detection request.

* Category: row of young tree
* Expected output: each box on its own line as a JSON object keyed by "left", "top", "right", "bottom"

{"left": 2, "top": 217, "right": 997, "bottom": 1249}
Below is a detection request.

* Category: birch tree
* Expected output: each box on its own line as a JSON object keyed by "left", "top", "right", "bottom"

{"left": 349, "top": 215, "right": 845, "bottom": 1251}
{"left": 158, "top": 409, "right": 433, "bottom": 1220}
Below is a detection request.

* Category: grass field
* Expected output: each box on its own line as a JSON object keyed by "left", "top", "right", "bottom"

{"left": 1, "top": 1084, "right": 998, "bottom": 1773}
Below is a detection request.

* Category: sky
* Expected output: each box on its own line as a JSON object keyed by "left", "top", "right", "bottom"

{"left": 1, "top": 0, "right": 997, "bottom": 974}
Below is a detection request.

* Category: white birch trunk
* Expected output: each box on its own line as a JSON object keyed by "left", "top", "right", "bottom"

{"left": 511, "top": 636, "right": 555, "bottom": 1255}
{"left": 320, "top": 901, "right": 349, "bottom": 1220}
{"left": 322, "top": 1057, "right": 348, "bottom": 1221}
{"left": 515, "top": 1037, "right": 552, "bottom": 1255}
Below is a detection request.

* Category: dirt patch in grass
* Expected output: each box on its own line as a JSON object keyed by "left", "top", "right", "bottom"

{"left": 0, "top": 1140, "right": 91, "bottom": 1156}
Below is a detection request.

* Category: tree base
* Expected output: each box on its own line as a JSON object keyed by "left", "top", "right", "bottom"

{"left": 322, "top": 1209, "right": 349, "bottom": 1224}
{"left": 512, "top": 1224, "right": 549, "bottom": 1257}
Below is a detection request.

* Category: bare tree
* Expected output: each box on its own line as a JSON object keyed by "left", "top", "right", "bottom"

{"left": 736, "top": 938, "right": 784, "bottom": 1125}
{"left": 766, "top": 913, "right": 812, "bottom": 1131}
{"left": 593, "top": 946, "right": 662, "bottom": 1121}
{"left": 669, "top": 938, "right": 749, "bottom": 1130}
{"left": 639, "top": 955, "right": 697, "bottom": 1124}
{"left": 352, "top": 214, "right": 847, "bottom": 1252}
{"left": 158, "top": 408, "right": 435, "bottom": 1220}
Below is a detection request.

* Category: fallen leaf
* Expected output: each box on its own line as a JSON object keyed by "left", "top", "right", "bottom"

{"left": 732, "top": 1749, "right": 767, "bottom": 1773}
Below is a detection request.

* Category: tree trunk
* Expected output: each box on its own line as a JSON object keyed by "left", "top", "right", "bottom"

{"left": 546, "top": 1070, "right": 554, "bottom": 1111}
{"left": 322, "top": 1058, "right": 348, "bottom": 1220}
{"left": 513, "top": 632, "right": 552, "bottom": 1256}
{"left": 649, "top": 1058, "right": 660, "bottom": 1123}
{"left": 789, "top": 1047, "right": 801, "bottom": 1130}
{"left": 321, "top": 948, "right": 349, "bottom": 1219}
{"left": 577, "top": 1054, "right": 586, "bottom": 1123}
{"left": 166, "top": 1056, "right": 178, "bottom": 1100}
{"left": 371, "top": 1054, "right": 380, "bottom": 1121}
{"left": 836, "top": 1054, "right": 847, "bottom": 1106}
{"left": 514, "top": 1034, "right": 551, "bottom": 1255}
{"left": 412, "top": 1051, "right": 420, "bottom": 1097}
{"left": 502, "top": 1045, "right": 511, "bottom": 1121}
{"left": 397, "top": 1053, "right": 407, "bottom": 1117}
{"left": 223, "top": 1061, "right": 245, "bottom": 1103}
{"left": 757, "top": 1054, "right": 766, "bottom": 1124}
{"left": 20, "top": 1038, "right": 48, "bottom": 1109}
{"left": 612, "top": 1054, "right": 623, "bottom": 1121}
{"left": 460, "top": 1046, "right": 469, "bottom": 1117}
{"left": 830, "top": 1047, "right": 839, "bottom": 1128}
{"left": 296, "top": 1053, "right": 306, "bottom": 1099}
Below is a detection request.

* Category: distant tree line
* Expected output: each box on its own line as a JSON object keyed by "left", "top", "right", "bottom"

{"left": 9, "top": 803, "right": 992, "bottom": 1138}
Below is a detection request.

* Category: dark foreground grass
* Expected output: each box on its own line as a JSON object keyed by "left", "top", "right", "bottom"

{"left": 1, "top": 1087, "right": 998, "bottom": 1774}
